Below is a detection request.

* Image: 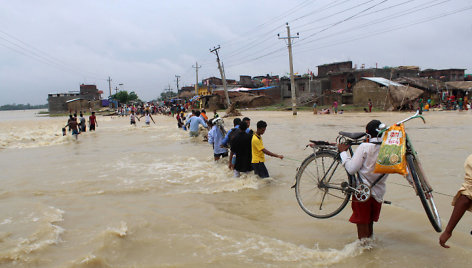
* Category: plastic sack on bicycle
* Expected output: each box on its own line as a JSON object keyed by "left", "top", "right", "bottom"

{"left": 374, "top": 123, "right": 408, "bottom": 175}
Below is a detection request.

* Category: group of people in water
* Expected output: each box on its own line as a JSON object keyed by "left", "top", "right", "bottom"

{"left": 173, "top": 108, "right": 283, "bottom": 178}
{"left": 63, "top": 112, "right": 97, "bottom": 139}
{"left": 63, "top": 105, "right": 471, "bottom": 248}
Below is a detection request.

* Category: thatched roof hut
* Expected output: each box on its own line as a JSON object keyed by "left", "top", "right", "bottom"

{"left": 353, "top": 77, "right": 423, "bottom": 110}
{"left": 446, "top": 81, "right": 472, "bottom": 92}
{"left": 395, "top": 77, "right": 446, "bottom": 92}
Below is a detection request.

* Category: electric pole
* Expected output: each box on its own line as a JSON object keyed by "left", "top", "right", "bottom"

{"left": 175, "top": 75, "right": 181, "bottom": 94}
{"left": 107, "top": 76, "right": 112, "bottom": 97}
{"left": 210, "top": 45, "right": 230, "bottom": 108}
{"left": 192, "top": 62, "right": 201, "bottom": 95}
{"left": 278, "top": 23, "right": 299, "bottom": 115}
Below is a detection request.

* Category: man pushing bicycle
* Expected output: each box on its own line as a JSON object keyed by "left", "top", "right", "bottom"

{"left": 337, "top": 119, "right": 387, "bottom": 240}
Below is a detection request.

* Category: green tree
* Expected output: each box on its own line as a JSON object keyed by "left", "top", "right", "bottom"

{"left": 111, "top": 90, "right": 141, "bottom": 104}
{"left": 114, "top": 91, "right": 129, "bottom": 104}
{"left": 129, "top": 91, "right": 138, "bottom": 102}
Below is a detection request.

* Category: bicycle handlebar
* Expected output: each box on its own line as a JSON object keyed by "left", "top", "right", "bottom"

{"left": 377, "top": 110, "right": 426, "bottom": 135}
{"left": 395, "top": 110, "right": 425, "bottom": 125}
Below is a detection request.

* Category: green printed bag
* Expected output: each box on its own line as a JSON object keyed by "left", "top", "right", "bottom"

{"left": 374, "top": 124, "right": 408, "bottom": 175}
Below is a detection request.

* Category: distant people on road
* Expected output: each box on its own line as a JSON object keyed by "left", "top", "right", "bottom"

{"left": 313, "top": 101, "right": 318, "bottom": 114}
{"left": 333, "top": 100, "right": 338, "bottom": 114}
{"left": 368, "top": 99, "right": 373, "bottom": 113}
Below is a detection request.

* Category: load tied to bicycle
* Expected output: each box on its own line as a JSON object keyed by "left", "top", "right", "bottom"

{"left": 294, "top": 111, "right": 442, "bottom": 239}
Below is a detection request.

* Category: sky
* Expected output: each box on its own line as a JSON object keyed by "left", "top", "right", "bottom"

{"left": 1, "top": 0, "right": 471, "bottom": 105}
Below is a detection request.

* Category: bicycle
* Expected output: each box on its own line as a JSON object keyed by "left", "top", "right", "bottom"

{"left": 294, "top": 111, "right": 442, "bottom": 232}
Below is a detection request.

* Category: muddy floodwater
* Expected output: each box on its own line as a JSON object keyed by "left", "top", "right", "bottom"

{"left": 0, "top": 109, "right": 471, "bottom": 267}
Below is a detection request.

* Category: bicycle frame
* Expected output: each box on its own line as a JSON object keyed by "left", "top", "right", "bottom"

{"left": 312, "top": 140, "right": 362, "bottom": 193}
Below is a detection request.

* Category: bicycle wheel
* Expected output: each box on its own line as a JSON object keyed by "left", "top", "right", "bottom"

{"left": 295, "top": 150, "right": 353, "bottom": 218}
{"left": 406, "top": 153, "right": 442, "bottom": 232}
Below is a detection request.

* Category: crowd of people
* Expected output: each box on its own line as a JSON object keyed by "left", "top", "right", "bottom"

{"left": 63, "top": 112, "right": 97, "bottom": 139}
{"left": 64, "top": 104, "right": 471, "bottom": 248}
{"left": 172, "top": 108, "right": 284, "bottom": 178}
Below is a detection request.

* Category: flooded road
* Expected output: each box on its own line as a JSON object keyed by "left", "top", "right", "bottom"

{"left": 0, "top": 109, "right": 471, "bottom": 267}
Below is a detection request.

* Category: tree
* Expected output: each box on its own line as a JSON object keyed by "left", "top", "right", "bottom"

{"left": 111, "top": 90, "right": 140, "bottom": 104}
{"left": 129, "top": 91, "right": 138, "bottom": 102}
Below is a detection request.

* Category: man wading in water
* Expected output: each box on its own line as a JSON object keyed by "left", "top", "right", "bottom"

{"left": 337, "top": 120, "right": 387, "bottom": 240}
{"left": 65, "top": 115, "right": 80, "bottom": 140}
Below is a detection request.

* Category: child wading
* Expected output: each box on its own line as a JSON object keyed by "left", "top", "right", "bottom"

{"left": 337, "top": 120, "right": 387, "bottom": 239}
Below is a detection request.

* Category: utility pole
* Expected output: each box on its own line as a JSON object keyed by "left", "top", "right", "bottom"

{"left": 278, "top": 23, "right": 299, "bottom": 115}
{"left": 192, "top": 62, "right": 201, "bottom": 95}
{"left": 210, "top": 45, "right": 230, "bottom": 108}
{"left": 167, "top": 84, "right": 172, "bottom": 99}
{"left": 107, "top": 76, "right": 112, "bottom": 97}
{"left": 175, "top": 75, "right": 181, "bottom": 94}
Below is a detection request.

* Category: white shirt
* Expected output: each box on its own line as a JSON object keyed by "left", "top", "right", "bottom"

{"left": 340, "top": 137, "right": 388, "bottom": 202}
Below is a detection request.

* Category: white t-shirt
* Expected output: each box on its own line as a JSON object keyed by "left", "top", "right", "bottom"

{"left": 340, "top": 137, "right": 388, "bottom": 202}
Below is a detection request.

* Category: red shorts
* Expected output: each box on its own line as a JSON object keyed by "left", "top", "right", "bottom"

{"left": 349, "top": 196, "right": 382, "bottom": 224}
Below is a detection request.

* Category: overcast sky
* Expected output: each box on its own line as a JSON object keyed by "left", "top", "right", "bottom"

{"left": 1, "top": 0, "right": 471, "bottom": 105}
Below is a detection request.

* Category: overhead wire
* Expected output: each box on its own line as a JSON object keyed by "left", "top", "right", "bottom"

{"left": 294, "top": 0, "right": 416, "bottom": 32}
{"left": 219, "top": 0, "right": 316, "bottom": 48}
{"left": 220, "top": 0, "right": 358, "bottom": 64}
{"left": 298, "top": 0, "right": 390, "bottom": 43}
{"left": 295, "top": 4, "right": 472, "bottom": 55}
{"left": 294, "top": 0, "right": 451, "bottom": 49}
{"left": 225, "top": 0, "right": 388, "bottom": 68}
{"left": 222, "top": 0, "right": 361, "bottom": 66}
{"left": 224, "top": 0, "right": 456, "bottom": 69}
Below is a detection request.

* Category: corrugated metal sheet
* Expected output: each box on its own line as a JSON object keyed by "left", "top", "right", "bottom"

{"left": 65, "top": 98, "right": 84, "bottom": 103}
{"left": 362, "top": 77, "right": 403, "bottom": 87}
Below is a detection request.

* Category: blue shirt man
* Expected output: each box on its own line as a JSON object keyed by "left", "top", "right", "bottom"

{"left": 185, "top": 111, "right": 207, "bottom": 137}
{"left": 221, "top": 117, "right": 252, "bottom": 147}
{"left": 208, "top": 122, "right": 228, "bottom": 160}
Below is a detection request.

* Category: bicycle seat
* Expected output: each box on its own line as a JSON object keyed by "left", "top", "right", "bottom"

{"left": 338, "top": 131, "right": 367, "bottom": 140}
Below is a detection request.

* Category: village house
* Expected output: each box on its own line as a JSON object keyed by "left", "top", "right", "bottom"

{"left": 352, "top": 77, "right": 423, "bottom": 110}
{"left": 313, "top": 61, "right": 420, "bottom": 105}
{"left": 420, "top": 68, "right": 465, "bottom": 81}
{"left": 48, "top": 84, "right": 102, "bottom": 114}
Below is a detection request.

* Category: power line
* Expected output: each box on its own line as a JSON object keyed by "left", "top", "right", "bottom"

{"left": 221, "top": 0, "right": 355, "bottom": 62}
{"left": 298, "top": 0, "right": 389, "bottom": 43}
{"left": 223, "top": 0, "right": 385, "bottom": 68}
{"left": 295, "top": 4, "right": 472, "bottom": 55}
{"left": 224, "top": 0, "right": 452, "bottom": 69}
{"left": 294, "top": 0, "right": 388, "bottom": 31}
{"left": 219, "top": 0, "right": 316, "bottom": 48}
{"left": 294, "top": 0, "right": 451, "bottom": 49}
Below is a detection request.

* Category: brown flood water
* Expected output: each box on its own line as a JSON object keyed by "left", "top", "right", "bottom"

{"left": 0, "top": 109, "right": 471, "bottom": 267}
